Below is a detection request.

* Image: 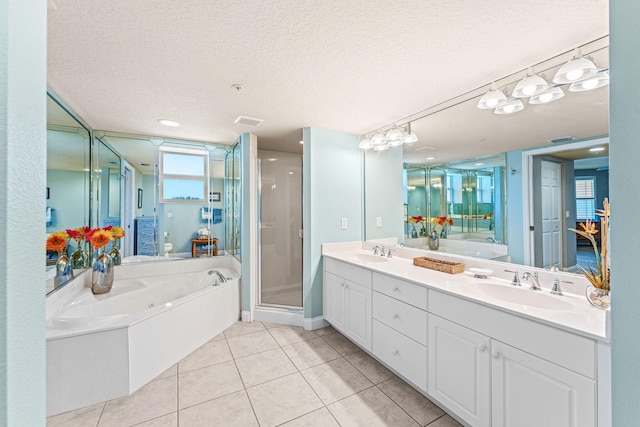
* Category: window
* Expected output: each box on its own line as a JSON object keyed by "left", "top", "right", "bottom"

{"left": 575, "top": 177, "right": 596, "bottom": 220}
{"left": 477, "top": 175, "right": 493, "bottom": 204}
{"left": 159, "top": 147, "right": 209, "bottom": 202}
{"left": 446, "top": 173, "right": 462, "bottom": 204}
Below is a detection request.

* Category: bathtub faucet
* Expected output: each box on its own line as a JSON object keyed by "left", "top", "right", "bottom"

{"left": 214, "top": 270, "right": 227, "bottom": 284}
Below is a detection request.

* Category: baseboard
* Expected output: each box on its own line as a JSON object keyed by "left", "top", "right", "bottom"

{"left": 253, "top": 307, "right": 303, "bottom": 327}
{"left": 304, "top": 316, "right": 330, "bottom": 331}
{"left": 241, "top": 310, "right": 252, "bottom": 322}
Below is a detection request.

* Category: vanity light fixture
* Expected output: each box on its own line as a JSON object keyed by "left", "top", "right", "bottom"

{"left": 426, "top": 156, "right": 437, "bottom": 160}
{"left": 512, "top": 70, "right": 549, "bottom": 98}
{"left": 385, "top": 126, "right": 404, "bottom": 143}
{"left": 373, "top": 144, "right": 390, "bottom": 151}
{"left": 358, "top": 137, "right": 374, "bottom": 149}
{"left": 477, "top": 83, "right": 508, "bottom": 109}
{"left": 589, "top": 147, "right": 606, "bottom": 153}
{"left": 552, "top": 51, "right": 598, "bottom": 84}
{"left": 371, "top": 131, "right": 386, "bottom": 146}
{"left": 158, "top": 119, "right": 180, "bottom": 127}
{"left": 403, "top": 123, "right": 418, "bottom": 143}
{"left": 529, "top": 86, "right": 565, "bottom": 104}
{"left": 569, "top": 71, "right": 609, "bottom": 92}
{"left": 494, "top": 98, "right": 524, "bottom": 115}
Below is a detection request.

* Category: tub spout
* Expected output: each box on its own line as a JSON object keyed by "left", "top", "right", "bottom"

{"left": 214, "top": 270, "right": 227, "bottom": 284}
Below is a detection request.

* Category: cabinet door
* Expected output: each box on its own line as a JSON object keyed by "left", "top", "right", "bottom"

{"left": 344, "top": 280, "right": 371, "bottom": 351}
{"left": 323, "top": 272, "right": 345, "bottom": 332}
{"left": 491, "top": 340, "right": 596, "bottom": 427}
{"left": 428, "top": 314, "right": 491, "bottom": 427}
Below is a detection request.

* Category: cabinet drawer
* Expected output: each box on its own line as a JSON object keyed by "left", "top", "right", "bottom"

{"left": 373, "top": 320, "right": 427, "bottom": 392}
{"left": 373, "top": 273, "right": 427, "bottom": 310}
{"left": 373, "top": 291, "right": 427, "bottom": 346}
{"left": 325, "top": 258, "right": 372, "bottom": 288}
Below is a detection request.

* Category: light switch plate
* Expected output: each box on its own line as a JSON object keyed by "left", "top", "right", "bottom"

{"left": 341, "top": 218, "right": 347, "bottom": 230}
{"left": 376, "top": 217, "right": 382, "bottom": 227}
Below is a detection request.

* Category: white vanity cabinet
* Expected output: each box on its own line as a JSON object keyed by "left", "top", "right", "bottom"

{"left": 429, "top": 291, "right": 597, "bottom": 427}
{"left": 323, "top": 258, "right": 372, "bottom": 351}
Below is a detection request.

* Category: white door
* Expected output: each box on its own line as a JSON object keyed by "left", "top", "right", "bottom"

{"left": 344, "top": 280, "right": 371, "bottom": 351}
{"left": 541, "top": 161, "right": 563, "bottom": 269}
{"left": 323, "top": 272, "right": 345, "bottom": 332}
{"left": 428, "top": 314, "right": 491, "bottom": 427}
{"left": 491, "top": 340, "right": 596, "bottom": 427}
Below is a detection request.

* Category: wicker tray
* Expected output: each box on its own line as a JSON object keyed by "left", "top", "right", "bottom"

{"left": 413, "top": 256, "right": 465, "bottom": 274}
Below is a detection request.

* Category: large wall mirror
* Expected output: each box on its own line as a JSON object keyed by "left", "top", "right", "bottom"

{"left": 365, "top": 38, "right": 609, "bottom": 272}
{"left": 46, "top": 93, "right": 91, "bottom": 293}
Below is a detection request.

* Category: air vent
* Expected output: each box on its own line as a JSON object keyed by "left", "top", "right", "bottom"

{"left": 547, "top": 136, "right": 575, "bottom": 144}
{"left": 234, "top": 116, "right": 264, "bottom": 127}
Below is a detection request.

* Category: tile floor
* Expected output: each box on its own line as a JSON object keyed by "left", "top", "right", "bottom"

{"left": 47, "top": 321, "right": 463, "bottom": 427}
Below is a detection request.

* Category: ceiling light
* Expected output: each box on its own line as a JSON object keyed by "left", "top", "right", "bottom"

{"left": 371, "top": 132, "right": 386, "bottom": 146}
{"left": 387, "top": 138, "right": 404, "bottom": 147}
{"left": 529, "top": 87, "right": 565, "bottom": 104}
{"left": 475, "top": 163, "right": 485, "bottom": 166}
{"left": 589, "top": 147, "right": 606, "bottom": 153}
{"left": 158, "top": 119, "right": 180, "bottom": 127}
{"left": 552, "top": 54, "right": 598, "bottom": 84}
{"left": 477, "top": 83, "right": 508, "bottom": 109}
{"left": 512, "top": 72, "right": 549, "bottom": 98}
{"left": 385, "top": 126, "right": 404, "bottom": 142}
{"left": 373, "top": 144, "right": 390, "bottom": 151}
{"left": 494, "top": 99, "right": 524, "bottom": 115}
{"left": 426, "top": 156, "right": 437, "bottom": 160}
{"left": 568, "top": 71, "right": 609, "bottom": 92}
{"left": 359, "top": 137, "right": 374, "bottom": 150}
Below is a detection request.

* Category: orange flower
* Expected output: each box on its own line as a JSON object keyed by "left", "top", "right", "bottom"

{"left": 90, "top": 229, "right": 114, "bottom": 250}
{"left": 579, "top": 219, "right": 598, "bottom": 235}
{"left": 46, "top": 231, "right": 68, "bottom": 252}
{"left": 110, "top": 226, "right": 125, "bottom": 239}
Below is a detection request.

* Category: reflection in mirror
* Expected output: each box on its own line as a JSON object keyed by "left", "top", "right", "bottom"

{"left": 100, "top": 133, "right": 232, "bottom": 263}
{"left": 368, "top": 40, "right": 610, "bottom": 270}
{"left": 46, "top": 93, "right": 91, "bottom": 294}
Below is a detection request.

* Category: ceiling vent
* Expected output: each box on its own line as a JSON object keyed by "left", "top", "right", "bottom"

{"left": 548, "top": 136, "right": 575, "bottom": 144}
{"left": 234, "top": 116, "right": 263, "bottom": 127}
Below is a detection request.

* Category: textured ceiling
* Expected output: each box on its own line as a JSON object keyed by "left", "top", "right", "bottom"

{"left": 47, "top": 0, "right": 609, "bottom": 159}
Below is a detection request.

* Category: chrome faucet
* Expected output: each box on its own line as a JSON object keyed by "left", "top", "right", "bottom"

{"left": 522, "top": 271, "right": 541, "bottom": 291}
{"left": 373, "top": 245, "right": 385, "bottom": 256}
{"left": 208, "top": 269, "right": 227, "bottom": 286}
{"left": 504, "top": 269, "right": 521, "bottom": 286}
{"left": 551, "top": 279, "right": 572, "bottom": 296}
{"left": 485, "top": 237, "right": 501, "bottom": 243}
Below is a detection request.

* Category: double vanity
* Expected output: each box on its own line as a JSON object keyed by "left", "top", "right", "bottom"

{"left": 322, "top": 241, "right": 610, "bottom": 427}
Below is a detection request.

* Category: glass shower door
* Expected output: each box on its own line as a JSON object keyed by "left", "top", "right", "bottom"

{"left": 258, "top": 150, "right": 303, "bottom": 308}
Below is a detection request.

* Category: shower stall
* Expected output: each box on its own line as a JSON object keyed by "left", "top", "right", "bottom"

{"left": 258, "top": 150, "right": 303, "bottom": 308}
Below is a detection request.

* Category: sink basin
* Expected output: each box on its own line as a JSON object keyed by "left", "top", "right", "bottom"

{"left": 351, "top": 253, "right": 389, "bottom": 263}
{"left": 467, "top": 282, "right": 574, "bottom": 311}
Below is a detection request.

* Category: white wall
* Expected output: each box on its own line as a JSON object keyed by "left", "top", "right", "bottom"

{"left": 0, "top": 0, "right": 47, "bottom": 424}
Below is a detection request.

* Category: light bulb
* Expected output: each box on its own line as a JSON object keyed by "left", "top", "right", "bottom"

{"left": 580, "top": 78, "right": 599, "bottom": 90}
{"left": 538, "top": 92, "right": 553, "bottom": 103}
{"left": 565, "top": 69, "right": 584, "bottom": 82}
{"left": 503, "top": 104, "right": 515, "bottom": 114}
{"left": 522, "top": 85, "right": 536, "bottom": 96}
{"left": 486, "top": 98, "right": 499, "bottom": 108}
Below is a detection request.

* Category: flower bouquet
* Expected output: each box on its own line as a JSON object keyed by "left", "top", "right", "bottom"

{"left": 431, "top": 216, "right": 454, "bottom": 238}
{"left": 408, "top": 215, "right": 426, "bottom": 238}
{"left": 569, "top": 198, "right": 610, "bottom": 308}
{"left": 46, "top": 231, "right": 72, "bottom": 280}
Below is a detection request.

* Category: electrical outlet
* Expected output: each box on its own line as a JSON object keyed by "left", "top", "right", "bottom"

{"left": 167, "top": 212, "right": 174, "bottom": 218}
{"left": 376, "top": 217, "right": 382, "bottom": 227}
{"left": 341, "top": 218, "right": 347, "bottom": 230}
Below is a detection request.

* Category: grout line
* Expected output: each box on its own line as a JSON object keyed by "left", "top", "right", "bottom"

{"left": 93, "top": 402, "right": 106, "bottom": 427}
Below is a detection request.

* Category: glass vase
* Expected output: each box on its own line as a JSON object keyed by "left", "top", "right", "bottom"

{"left": 428, "top": 230, "right": 440, "bottom": 250}
{"left": 109, "top": 241, "right": 121, "bottom": 266}
{"left": 55, "top": 251, "right": 73, "bottom": 280}
{"left": 91, "top": 251, "right": 114, "bottom": 295}
{"left": 585, "top": 284, "right": 610, "bottom": 309}
{"left": 70, "top": 244, "right": 89, "bottom": 269}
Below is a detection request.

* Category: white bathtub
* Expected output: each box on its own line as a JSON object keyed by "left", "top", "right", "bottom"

{"left": 46, "top": 256, "right": 241, "bottom": 416}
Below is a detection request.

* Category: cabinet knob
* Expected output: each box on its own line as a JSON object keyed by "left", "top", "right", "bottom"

{"left": 393, "top": 314, "right": 399, "bottom": 319}
{"left": 479, "top": 344, "right": 487, "bottom": 352}
{"left": 393, "top": 287, "right": 400, "bottom": 293}
{"left": 491, "top": 351, "right": 500, "bottom": 359}
{"left": 392, "top": 349, "right": 399, "bottom": 356}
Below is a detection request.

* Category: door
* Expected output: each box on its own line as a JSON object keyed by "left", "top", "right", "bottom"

{"left": 541, "top": 160, "right": 563, "bottom": 269}
{"left": 428, "top": 314, "right": 491, "bottom": 427}
{"left": 491, "top": 340, "right": 596, "bottom": 427}
{"left": 258, "top": 150, "right": 303, "bottom": 308}
{"left": 344, "top": 280, "right": 371, "bottom": 351}
{"left": 122, "top": 163, "right": 135, "bottom": 257}
{"left": 323, "top": 272, "right": 345, "bottom": 331}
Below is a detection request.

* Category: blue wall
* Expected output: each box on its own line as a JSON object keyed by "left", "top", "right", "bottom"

{"left": 505, "top": 150, "right": 525, "bottom": 264}
{"left": 304, "top": 127, "right": 362, "bottom": 319}
{"left": 364, "top": 147, "right": 404, "bottom": 241}
{"left": 46, "top": 170, "right": 88, "bottom": 234}
{"left": 610, "top": 1, "right": 640, "bottom": 423}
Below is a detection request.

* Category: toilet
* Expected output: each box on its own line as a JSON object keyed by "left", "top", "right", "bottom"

{"left": 164, "top": 242, "right": 173, "bottom": 257}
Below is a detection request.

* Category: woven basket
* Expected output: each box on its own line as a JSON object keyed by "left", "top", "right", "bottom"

{"left": 413, "top": 256, "right": 465, "bottom": 274}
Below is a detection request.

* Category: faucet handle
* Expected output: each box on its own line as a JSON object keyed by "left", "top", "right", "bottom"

{"left": 551, "top": 279, "right": 573, "bottom": 296}
{"left": 504, "top": 270, "right": 521, "bottom": 286}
